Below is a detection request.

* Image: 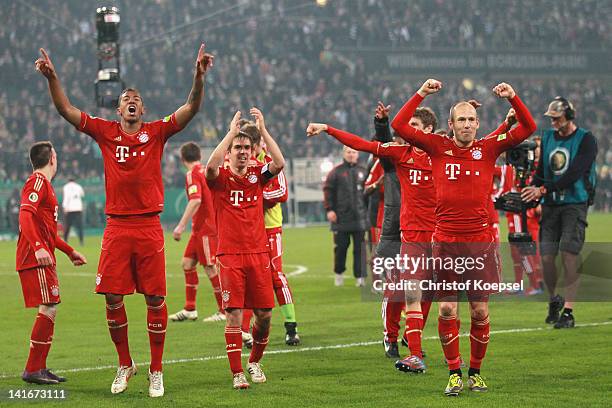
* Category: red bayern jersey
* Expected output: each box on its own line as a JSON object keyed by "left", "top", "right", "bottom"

{"left": 185, "top": 162, "right": 216, "bottom": 236}
{"left": 374, "top": 143, "right": 436, "bottom": 232}
{"left": 76, "top": 112, "right": 182, "bottom": 215}
{"left": 16, "top": 173, "right": 59, "bottom": 270}
{"left": 392, "top": 92, "right": 536, "bottom": 235}
{"left": 326, "top": 127, "right": 436, "bottom": 232}
{"left": 207, "top": 165, "right": 272, "bottom": 256}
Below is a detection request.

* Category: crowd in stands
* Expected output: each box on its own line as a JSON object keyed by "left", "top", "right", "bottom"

{"left": 1, "top": 0, "right": 610, "bottom": 225}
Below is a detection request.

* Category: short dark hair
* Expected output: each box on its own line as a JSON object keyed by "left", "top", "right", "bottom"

{"left": 180, "top": 142, "right": 201, "bottom": 162}
{"left": 228, "top": 132, "right": 254, "bottom": 151}
{"left": 413, "top": 107, "right": 438, "bottom": 131}
{"left": 240, "top": 123, "right": 261, "bottom": 146}
{"left": 120, "top": 87, "right": 141, "bottom": 97}
{"left": 29, "top": 141, "right": 54, "bottom": 170}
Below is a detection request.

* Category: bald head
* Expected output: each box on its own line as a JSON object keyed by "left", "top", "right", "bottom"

{"left": 448, "top": 101, "right": 480, "bottom": 147}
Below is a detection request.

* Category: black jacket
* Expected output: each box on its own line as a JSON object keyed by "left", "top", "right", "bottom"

{"left": 374, "top": 117, "right": 401, "bottom": 241}
{"left": 323, "top": 160, "right": 368, "bottom": 232}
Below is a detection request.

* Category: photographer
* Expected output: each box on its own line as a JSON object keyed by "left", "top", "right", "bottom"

{"left": 522, "top": 97, "right": 598, "bottom": 329}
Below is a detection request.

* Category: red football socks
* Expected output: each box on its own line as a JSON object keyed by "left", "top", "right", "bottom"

{"left": 383, "top": 298, "right": 404, "bottom": 343}
{"left": 469, "top": 315, "right": 490, "bottom": 370}
{"left": 224, "top": 326, "right": 243, "bottom": 374}
{"left": 248, "top": 323, "right": 270, "bottom": 363}
{"left": 405, "top": 311, "right": 423, "bottom": 358}
{"left": 242, "top": 309, "right": 253, "bottom": 333}
{"left": 420, "top": 300, "right": 432, "bottom": 327}
{"left": 25, "top": 313, "right": 54, "bottom": 373}
{"left": 439, "top": 315, "right": 461, "bottom": 370}
{"left": 106, "top": 302, "right": 132, "bottom": 367}
{"left": 184, "top": 268, "right": 199, "bottom": 311}
{"left": 147, "top": 300, "right": 167, "bottom": 372}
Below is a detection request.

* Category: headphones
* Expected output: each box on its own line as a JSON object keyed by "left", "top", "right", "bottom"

{"left": 553, "top": 96, "right": 575, "bottom": 120}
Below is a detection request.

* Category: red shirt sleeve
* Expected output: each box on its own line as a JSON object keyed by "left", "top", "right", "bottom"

{"left": 391, "top": 93, "right": 441, "bottom": 154}
{"left": 263, "top": 170, "right": 288, "bottom": 205}
{"left": 77, "top": 112, "right": 113, "bottom": 142}
{"left": 206, "top": 166, "right": 228, "bottom": 191}
{"left": 489, "top": 95, "right": 537, "bottom": 155}
{"left": 365, "top": 159, "right": 384, "bottom": 188}
{"left": 186, "top": 171, "right": 204, "bottom": 201}
{"left": 149, "top": 113, "right": 184, "bottom": 142}
{"left": 326, "top": 126, "right": 379, "bottom": 155}
{"left": 19, "top": 177, "right": 50, "bottom": 252}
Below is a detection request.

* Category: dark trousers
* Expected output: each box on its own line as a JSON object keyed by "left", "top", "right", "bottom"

{"left": 64, "top": 211, "right": 84, "bottom": 245}
{"left": 333, "top": 230, "right": 367, "bottom": 278}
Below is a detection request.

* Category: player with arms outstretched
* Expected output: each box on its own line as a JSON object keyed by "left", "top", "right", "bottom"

{"left": 17, "top": 141, "right": 87, "bottom": 384}
{"left": 35, "top": 44, "right": 213, "bottom": 397}
{"left": 206, "top": 108, "right": 285, "bottom": 389}
{"left": 391, "top": 79, "right": 536, "bottom": 396}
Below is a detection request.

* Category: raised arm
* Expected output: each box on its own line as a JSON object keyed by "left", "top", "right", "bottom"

{"left": 35, "top": 48, "right": 81, "bottom": 127}
{"left": 490, "top": 83, "right": 537, "bottom": 154}
{"left": 390, "top": 79, "right": 443, "bottom": 154}
{"left": 174, "top": 43, "right": 214, "bottom": 128}
{"left": 206, "top": 111, "right": 241, "bottom": 180}
{"left": 250, "top": 107, "right": 285, "bottom": 175}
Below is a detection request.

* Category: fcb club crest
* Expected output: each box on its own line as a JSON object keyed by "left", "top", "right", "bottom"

{"left": 222, "top": 290, "right": 230, "bottom": 303}
{"left": 138, "top": 132, "right": 149, "bottom": 143}
{"left": 248, "top": 174, "right": 258, "bottom": 184}
{"left": 471, "top": 147, "right": 483, "bottom": 160}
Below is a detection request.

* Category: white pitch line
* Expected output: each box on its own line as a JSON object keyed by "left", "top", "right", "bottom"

{"left": 285, "top": 264, "right": 308, "bottom": 277}
{"left": 1, "top": 321, "right": 610, "bottom": 380}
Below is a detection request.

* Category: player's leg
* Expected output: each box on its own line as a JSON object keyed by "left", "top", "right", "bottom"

{"left": 19, "top": 266, "right": 62, "bottom": 384}
{"left": 144, "top": 294, "right": 167, "bottom": 397}
{"left": 105, "top": 293, "right": 136, "bottom": 394}
{"left": 268, "top": 229, "right": 299, "bottom": 345}
{"left": 201, "top": 235, "right": 225, "bottom": 321}
{"left": 169, "top": 256, "right": 199, "bottom": 322}
{"left": 218, "top": 254, "right": 249, "bottom": 388}
{"left": 23, "top": 303, "right": 59, "bottom": 384}
{"left": 241, "top": 309, "right": 254, "bottom": 348}
{"left": 467, "top": 300, "right": 489, "bottom": 392}
{"left": 439, "top": 300, "right": 463, "bottom": 396}
{"left": 333, "top": 230, "right": 350, "bottom": 286}
{"left": 225, "top": 308, "right": 248, "bottom": 388}
{"left": 248, "top": 308, "right": 272, "bottom": 383}
{"left": 395, "top": 285, "right": 426, "bottom": 373}
{"left": 352, "top": 230, "right": 367, "bottom": 286}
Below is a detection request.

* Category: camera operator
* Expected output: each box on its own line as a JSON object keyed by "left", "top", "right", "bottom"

{"left": 522, "top": 97, "right": 598, "bottom": 329}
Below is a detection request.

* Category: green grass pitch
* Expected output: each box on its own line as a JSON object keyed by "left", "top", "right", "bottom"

{"left": 1, "top": 214, "right": 611, "bottom": 407}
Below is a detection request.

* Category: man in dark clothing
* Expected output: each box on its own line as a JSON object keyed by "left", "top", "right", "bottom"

{"left": 323, "top": 146, "right": 368, "bottom": 287}
{"left": 522, "top": 96, "right": 598, "bottom": 329}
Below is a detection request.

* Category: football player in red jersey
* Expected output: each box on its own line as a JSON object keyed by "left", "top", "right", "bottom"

{"left": 35, "top": 44, "right": 213, "bottom": 397}
{"left": 17, "top": 141, "right": 87, "bottom": 384}
{"left": 170, "top": 142, "right": 225, "bottom": 323}
{"left": 307, "top": 104, "right": 439, "bottom": 373}
{"left": 391, "top": 79, "right": 536, "bottom": 396}
{"left": 206, "top": 109, "right": 285, "bottom": 389}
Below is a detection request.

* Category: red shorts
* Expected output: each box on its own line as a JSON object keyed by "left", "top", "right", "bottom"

{"left": 267, "top": 228, "right": 293, "bottom": 305}
{"left": 18, "top": 266, "right": 60, "bottom": 308}
{"left": 400, "top": 230, "right": 434, "bottom": 281}
{"left": 184, "top": 233, "right": 217, "bottom": 266}
{"left": 431, "top": 230, "right": 501, "bottom": 301}
{"left": 217, "top": 252, "right": 274, "bottom": 309}
{"left": 96, "top": 215, "right": 166, "bottom": 296}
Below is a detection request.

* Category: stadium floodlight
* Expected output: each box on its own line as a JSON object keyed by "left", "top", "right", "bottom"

{"left": 96, "top": 6, "right": 120, "bottom": 44}
{"left": 95, "top": 68, "right": 124, "bottom": 109}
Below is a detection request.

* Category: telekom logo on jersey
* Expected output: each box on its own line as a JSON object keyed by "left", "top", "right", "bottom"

{"left": 445, "top": 163, "right": 481, "bottom": 180}
{"left": 115, "top": 146, "right": 145, "bottom": 163}
{"left": 229, "top": 190, "right": 258, "bottom": 206}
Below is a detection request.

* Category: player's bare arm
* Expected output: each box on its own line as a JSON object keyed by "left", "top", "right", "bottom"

{"left": 174, "top": 43, "right": 214, "bottom": 128}
{"left": 173, "top": 198, "right": 202, "bottom": 241}
{"left": 35, "top": 48, "right": 81, "bottom": 127}
{"left": 205, "top": 111, "right": 241, "bottom": 180}
{"left": 251, "top": 107, "right": 285, "bottom": 175}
